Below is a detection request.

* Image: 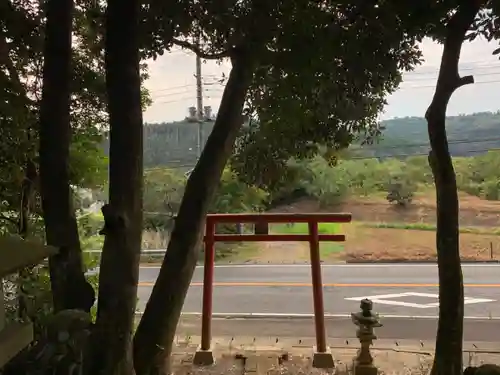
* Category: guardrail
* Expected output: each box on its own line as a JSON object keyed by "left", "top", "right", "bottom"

{"left": 0, "top": 235, "right": 58, "bottom": 368}
{"left": 84, "top": 249, "right": 167, "bottom": 253}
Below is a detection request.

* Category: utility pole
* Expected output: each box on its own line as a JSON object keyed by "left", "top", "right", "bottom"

{"left": 195, "top": 40, "right": 203, "bottom": 159}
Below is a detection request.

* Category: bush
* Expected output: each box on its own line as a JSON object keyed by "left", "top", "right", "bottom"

{"left": 482, "top": 179, "right": 500, "bottom": 201}
{"left": 4, "top": 242, "right": 99, "bottom": 339}
{"left": 143, "top": 168, "right": 186, "bottom": 230}
{"left": 78, "top": 212, "right": 104, "bottom": 237}
{"left": 211, "top": 169, "right": 268, "bottom": 213}
{"left": 258, "top": 151, "right": 500, "bottom": 207}
{"left": 386, "top": 182, "right": 414, "bottom": 206}
{"left": 304, "top": 158, "right": 350, "bottom": 206}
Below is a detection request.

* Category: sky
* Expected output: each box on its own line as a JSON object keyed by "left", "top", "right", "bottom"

{"left": 143, "top": 37, "right": 500, "bottom": 124}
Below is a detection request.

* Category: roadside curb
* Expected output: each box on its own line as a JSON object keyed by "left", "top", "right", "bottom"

{"left": 174, "top": 336, "right": 500, "bottom": 354}
{"left": 134, "top": 312, "right": 500, "bottom": 321}
{"left": 345, "top": 260, "right": 500, "bottom": 264}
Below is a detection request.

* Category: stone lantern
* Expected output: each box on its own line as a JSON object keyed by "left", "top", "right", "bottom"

{"left": 351, "top": 299, "right": 382, "bottom": 375}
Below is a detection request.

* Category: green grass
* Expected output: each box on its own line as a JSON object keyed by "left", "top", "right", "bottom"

{"left": 214, "top": 243, "right": 260, "bottom": 263}
{"left": 271, "top": 222, "right": 341, "bottom": 234}
{"left": 270, "top": 222, "right": 344, "bottom": 256}
{"left": 360, "top": 221, "right": 500, "bottom": 235}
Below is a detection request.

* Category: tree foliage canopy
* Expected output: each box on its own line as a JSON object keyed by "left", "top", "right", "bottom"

{"left": 3, "top": 0, "right": 500, "bottom": 374}
{"left": 0, "top": 0, "right": 110, "bottom": 223}
{"left": 231, "top": 0, "right": 500, "bottom": 189}
{"left": 229, "top": 1, "right": 425, "bottom": 189}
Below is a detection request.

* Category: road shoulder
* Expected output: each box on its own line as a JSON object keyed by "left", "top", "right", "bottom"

{"left": 174, "top": 315, "right": 500, "bottom": 343}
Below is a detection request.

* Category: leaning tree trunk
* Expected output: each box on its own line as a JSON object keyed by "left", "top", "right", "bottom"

{"left": 85, "top": 0, "right": 143, "bottom": 372}
{"left": 133, "top": 51, "right": 254, "bottom": 375}
{"left": 39, "top": 0, "right": 95, "bottom": 313}
{"left": 425, "top": 3, "right": 480, "bottom": 375}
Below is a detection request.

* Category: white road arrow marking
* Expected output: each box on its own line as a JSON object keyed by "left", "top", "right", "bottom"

{"left": 345, "top": 292, "right": 495, "bottom": 309}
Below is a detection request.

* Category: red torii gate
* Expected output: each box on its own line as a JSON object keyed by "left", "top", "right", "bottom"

{"left": 192, "top": 212, "right": 352, "bottom": 368}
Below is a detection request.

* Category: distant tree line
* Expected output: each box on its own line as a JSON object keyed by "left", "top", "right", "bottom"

{"left": 140, "top": 111, "right": 500, "bottom": 169}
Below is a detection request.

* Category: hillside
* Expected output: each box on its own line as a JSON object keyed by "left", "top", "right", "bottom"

{"left": 144, "top": 119, "right": 215, "bottom": 168}
{"left": 142, "top": 111, "right": 500, "bottom": 168}
{"left": 357, "top": 111, "right": 500, "bottom": 158}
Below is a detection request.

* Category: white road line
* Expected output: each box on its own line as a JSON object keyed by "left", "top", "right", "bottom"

{"left": 426, "top": 298, "right": 496, "bottom": 306}
{"left": 133, "top": 311, "right": 500, "bottom": 320}
{"left": 138, "top": 263, "right": 500, "bottom": 269}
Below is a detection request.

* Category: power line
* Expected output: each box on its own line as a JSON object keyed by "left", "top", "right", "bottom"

{"left": 149, "top": 77, "right": 500, "bottom": 101}
{"left": 142, "top": 134, "right": 500, "bottom": 155}
{"left": 362, "top": 136, "right": 500, "bottom": 151}
{"left": 150, "top": 84, "right": 194, "bottom": 93}
{"left": 147, "top": 77, "right": 500, "bottom": 100}
{"left": 146, "top": 62, "right": 500, "bottom": 96}
{"left": 400, "top": 79, "right": 500, "bottom": 90}
{"left": 149, "top": 71, "right": 500, "bottom": 95}
{"left": 143, "top": 134, "right": 500, "bottom": 169}
{"left": 154, "top": 89, "right": 195, "bottom": 99}
{"left": 143, "top": 139, "right": 500, "bottom": 170}
{"left": 154, "top": 97, "right": 197, "bottom": 105}
{"left": 158, "top": 51, "right": 499, "bottom": 73}
{"left": 143, "top": 143, "right": 500, "bottom": 169}
{"left": 404, "top": 69, "right": 500, "bottom": 82}
{"left": 149, "top": 77, "right": 500, "bottom": 104}
{"left": 405, "top": 62, "right": 500, "bottom": 76}
{"left": 349, "top": 148, "right": 500, "bottom": 161}
{"left": 149, "top": 146, "right": 500, "bottom": 170}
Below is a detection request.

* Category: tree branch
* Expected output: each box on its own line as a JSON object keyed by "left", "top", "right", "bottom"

{"left": 0, "top": 34, "right": 38, "bottom": 107}
{"left": 425, "top": 1, "right": 480, "bottom": 124}
{"left": 457, "top": 75, "right": 474, "bottom": 88}
{"left": 437, "top": 1, "right": 481, "bottom": 90}
{"left": 172, "top": 38, "right": 230, "bottom": 60}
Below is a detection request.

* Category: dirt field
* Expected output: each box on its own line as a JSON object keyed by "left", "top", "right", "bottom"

{"left": 234, "top": 193, "right": 500, "bottom": 263}
{"left": 343, "top": 224, "right": 499, "bottom": 262}
{"left": 234, "top": 223, "right": 500, "bottom": 263}
{"left": 271, "top": 193, "right": 500, "bottom": 227}
{"left": 138, "top": 193, "right": 500, "bottom": 264}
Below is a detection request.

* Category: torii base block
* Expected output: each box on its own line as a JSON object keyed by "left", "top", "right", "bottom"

{"left": 312, "top": 346, "right": 335, "bottom": 369}
{"left": 193, "top": 346, "right": 215, "bottom": 366}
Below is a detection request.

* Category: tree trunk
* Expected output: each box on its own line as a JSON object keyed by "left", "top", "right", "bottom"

{"left": 425, "top": 3, "right": 480, "bottom": 375}
{"left": 19, "top": 159, "right": 37, "bottom": 239}
{"left": 133, "top": 51, "right": 254, "bottom": 375}
{"left": 17, "top": 159, "right": 38, "bottom": 320}
{"left": 85, "top": 0, "right": 143, "bottom": 372}
{"left": 38, "top": 0, "right": 95, "bottom": 313}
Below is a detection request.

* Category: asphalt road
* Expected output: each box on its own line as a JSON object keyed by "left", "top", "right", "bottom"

{"left": 137, "top": 264, "right": 500, "bottom": 318}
